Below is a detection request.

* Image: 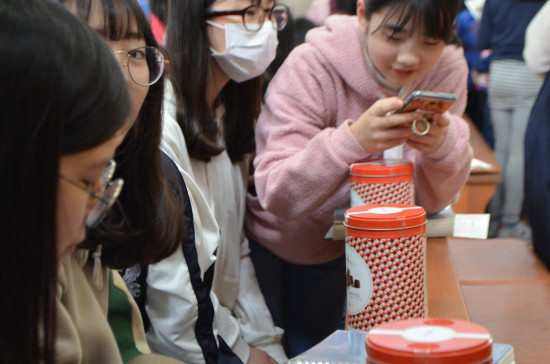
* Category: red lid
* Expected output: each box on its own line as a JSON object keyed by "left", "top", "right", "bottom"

{"left": 366, "top": 318, "right": 493, "bottom": 364}
{"left": 344, "top": 204, "right": 426, "bottom": 230}
{"left": 350, "top": 159, "right": 413, "bottom": 177}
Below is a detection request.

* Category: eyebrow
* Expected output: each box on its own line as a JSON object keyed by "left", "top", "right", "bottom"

{"left": 90, "top": 158, "right": 112, "bottom": 170}
{"left": 380, "top": 23, "right": 438, "bottom": 38}
{"left": 94, "top": 28, "right": 143, "bottom": 40}
{"left": 377, "top": 24, "right": 407, "bottom": 35}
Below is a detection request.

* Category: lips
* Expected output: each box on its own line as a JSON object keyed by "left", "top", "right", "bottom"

{"left": 393, "top": 69, "right": 415, "bottom": 78}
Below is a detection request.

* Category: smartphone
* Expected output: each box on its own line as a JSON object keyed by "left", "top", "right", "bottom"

{"left": 394, "top": 91, "right": 457, "bottom": 116}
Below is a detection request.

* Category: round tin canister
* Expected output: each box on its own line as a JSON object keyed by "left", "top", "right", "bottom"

{"left": 350, "top": 159, "right": 414, "bottom": 208}
{"left": 366, "top": 318, "right": 493, "bottom": 364}
{"left": 344, "top": 204, "right": 427, "bottom": 332}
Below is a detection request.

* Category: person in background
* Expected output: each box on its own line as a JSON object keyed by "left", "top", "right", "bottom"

{"left": 246, "top": 0, "right": 472, "bottom": 356}
{"left": 306, "top": 0, "right": 331, "bottom": 25}
{"left": 455, "top": 0, "right": 494, "bottom": 148}
{"left": 0, "top": 0, "right": 130, "bottom": 362}
{"left": 138, "top": 0, "right": 151, "bottom": 17}
{"left": 306, "top": 0, "right": 356, "bottom": 26}
{"left": 297, "top": 0, "right": 356, "bottom": 46}
{"left": 523, "top": 0, "right": 550, "bottom": 269}
{"left": 157, "top": 0, "right": 290, "bottom": 363}
{"left": 523, "top": 0, "right": 550, "bottom": 76}
{"left": 477, "top": 0, "right": 545, "bottom": 239}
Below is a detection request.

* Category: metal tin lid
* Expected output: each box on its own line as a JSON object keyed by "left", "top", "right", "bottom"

{"left": 350, "top": 159, "right": 413, "bottom": 177}
{"left": 344, "top": 204, "right": 426, "bottom": 230}
{"left": 366, "top": 318, "right": 493, "bottom": 364}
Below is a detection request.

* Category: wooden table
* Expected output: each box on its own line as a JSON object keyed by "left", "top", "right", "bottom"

{"left": 452, "top": 117, "right": 502, "bottom": 214}
{"left": 426, "top": 238, "right": 470, "bottom": 321}
{"left": 328, "top": 238, "right": 543, "bottom": 362}
{"left": 447, "top": 237, "right": 550, "bottom": 364}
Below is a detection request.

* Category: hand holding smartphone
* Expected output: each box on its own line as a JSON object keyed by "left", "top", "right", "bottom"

{"left": 392, "top": 91, "right": 457, "bottom": 135}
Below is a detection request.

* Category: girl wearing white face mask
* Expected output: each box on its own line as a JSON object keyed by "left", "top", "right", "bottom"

{"left": 156, "top": 0, "right": 289, "bottom": 364}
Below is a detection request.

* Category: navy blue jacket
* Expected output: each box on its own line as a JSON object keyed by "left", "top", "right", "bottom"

{"left": 524, "top": 73, "right": 550, "bottom": 270}
{"left": 477, "top": 0, "right": 544, "bottom": 61}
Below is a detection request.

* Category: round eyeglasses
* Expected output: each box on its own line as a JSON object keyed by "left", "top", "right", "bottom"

{"left": 113, "top": 46, "right": 167, "bottom": 86}
{"left": 60, "top": 159, "right": 124, "bottom": 228}
{"left": 206, "top": 4, "right": 289, "bottom": 32}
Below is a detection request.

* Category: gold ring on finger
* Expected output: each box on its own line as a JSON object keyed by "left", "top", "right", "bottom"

{"left": 411, "top": 116, "right": 430, "bottom": 136}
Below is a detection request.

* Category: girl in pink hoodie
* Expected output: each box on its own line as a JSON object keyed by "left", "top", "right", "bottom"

{"left": 246, "top": 0, "right": 472, "bottom": 357}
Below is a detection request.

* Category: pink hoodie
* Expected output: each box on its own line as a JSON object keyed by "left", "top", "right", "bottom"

{"left": 246, "top": 15, "right": 472, "bottom": 265}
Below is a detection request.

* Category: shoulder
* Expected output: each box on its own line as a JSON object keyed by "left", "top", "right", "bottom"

{"left": 268, "top": 15, "right": 365, "bottom": 95}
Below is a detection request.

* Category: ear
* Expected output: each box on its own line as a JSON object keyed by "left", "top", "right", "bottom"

{"left": 356, "top": 0, "right": 368, "bottom": 31}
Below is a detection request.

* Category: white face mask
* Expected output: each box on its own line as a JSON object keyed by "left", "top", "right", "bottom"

{"left": 207, "top": 20, "right": 278, "bottom": 83}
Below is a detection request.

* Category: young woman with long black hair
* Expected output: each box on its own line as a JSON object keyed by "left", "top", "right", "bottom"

{"left": 0, "top": 0, "right": 130, "bottom": 362}
{"left": 156, "top": 1, "right": 290, "bottom": 363}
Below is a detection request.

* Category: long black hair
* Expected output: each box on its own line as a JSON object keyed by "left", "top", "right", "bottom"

{"left": 0, "top": 0, "right": 130, "bottom": 362}
{"left": 150, "top": 0, "right": 168, "bottom": 24}
{"left": 165, "top": 0, "right": 262, "bottom": 163}
{"left": 63, "top": 0, "right": 185, "bottom": 268}
{"left": 364, "top": 0, "right": 461, "bottom": 44}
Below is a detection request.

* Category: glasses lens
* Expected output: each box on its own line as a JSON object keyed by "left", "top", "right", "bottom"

{"left": 271, "top": 5, "right": 288, "bottom": 31}
{"left": 85, "top": 179, "right": 124, "bottom": 228}
{"left": 243, "top": 5, "right": 264, "bottom": 32}
{"left": 127, "top": 47, "right": 165, "bottom": 86}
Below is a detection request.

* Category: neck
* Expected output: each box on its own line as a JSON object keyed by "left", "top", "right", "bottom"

{"left": 207, "top": 60, "right": 230, "bottom": 111}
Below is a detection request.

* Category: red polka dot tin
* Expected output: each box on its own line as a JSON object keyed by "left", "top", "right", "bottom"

{"left": 344, "top": 204, "right": 427, "bottom": 332}
{"left": 366, "top": 318, "right": 493, "bottom": 363}
{"left": 350, "top": 159, "right": 414, "bottom": 207}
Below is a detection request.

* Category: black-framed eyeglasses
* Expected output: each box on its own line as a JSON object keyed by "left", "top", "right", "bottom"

{"left": 113, "top": 46, "right": 167, "bottom": 86}
{"left": 206, "top": 4, "right": 289, "bottom": 32}
{"left": 60, "top": 159, "right": 124, "bottom": 228}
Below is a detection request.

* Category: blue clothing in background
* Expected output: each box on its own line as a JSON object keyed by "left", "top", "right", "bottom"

{"left": 456, "top": 7, "right": 494, "bottom": 148}
{"left": 456, "top": 9, "right": 479, "bottom": 90}
{"left": 138, "top": 0, "right": 151, "bottom": 18}
{"left": 477, "top": 0, "right": 544, "bottom": 62}
{"left": 524, "top": 73, "right": 550, "bottom": 269}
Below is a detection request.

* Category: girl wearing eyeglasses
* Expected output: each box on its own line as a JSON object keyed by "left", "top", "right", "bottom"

{"left": 62, "top": 0, "right": 185, "bottom": 269}
{"left": 0, "top": 0, "right": 132, "bottom": 362}
{"left": 53, "top": 0, "right": 189, "bottom": 362}
{"left": 157, "top": 0, "right": 289, "bottom": 363}
{"left": 60, "top": 0, "right": 276, "bottom": 363}
{"left": 246, "top": 0, "right": 473, "bottom": 357}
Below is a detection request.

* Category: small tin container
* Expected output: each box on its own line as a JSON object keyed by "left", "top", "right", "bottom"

{"left": 366, "top": 318, "right": 493, "bottom": 364}
{"left": 344, "top": 204, "right": 427, "bottom": 331}
{"left": 350, "top": 159, "right": 414, "bottom": 207}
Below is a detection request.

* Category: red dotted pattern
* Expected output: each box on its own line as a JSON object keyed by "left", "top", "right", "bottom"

{"left": 351, "top": 180, "right": 414, "bottom": 205}
{"left": 346, "top": 234, "right": 425, "bottom": 331}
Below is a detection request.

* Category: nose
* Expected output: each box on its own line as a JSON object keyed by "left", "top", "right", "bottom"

{"left": 395, "top": 40, "right": 421, "bottom": 68}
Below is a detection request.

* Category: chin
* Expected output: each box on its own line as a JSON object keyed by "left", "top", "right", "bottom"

{"left": 57, "top": 243, "right": 77, "bottom": 268}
